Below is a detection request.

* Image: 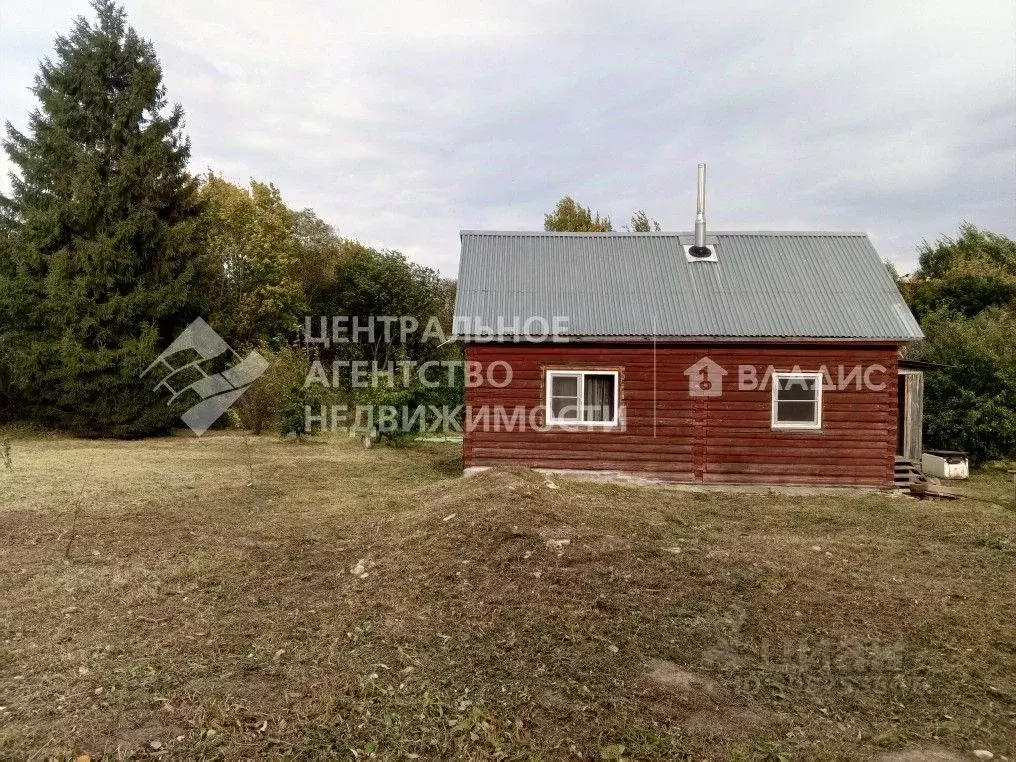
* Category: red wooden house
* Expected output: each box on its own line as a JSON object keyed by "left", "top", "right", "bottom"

{"left": 453, "top": 176, "right": 924, "bottom": 487}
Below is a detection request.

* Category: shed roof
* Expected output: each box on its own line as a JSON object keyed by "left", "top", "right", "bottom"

{"left": 453, "top": 231, "right": 923, "bottom": 341}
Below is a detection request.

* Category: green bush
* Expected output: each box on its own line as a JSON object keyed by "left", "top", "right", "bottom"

{"left": 351, "top": 349, "right": 464, "bottom": 446}
{"left": 910, "top": 308, "right": 1016, "bottom": 464}
{"left": 234, "top": 346, "right": 330, "bottom": 437}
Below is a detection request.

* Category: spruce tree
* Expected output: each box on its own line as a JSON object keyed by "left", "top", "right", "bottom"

{"left": 0, "top": 0, "right": 208, "bottom": 436}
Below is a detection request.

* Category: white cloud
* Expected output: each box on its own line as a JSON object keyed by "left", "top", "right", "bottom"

{"left": 1, "top": 0, "right": 1013, "bottom": 274}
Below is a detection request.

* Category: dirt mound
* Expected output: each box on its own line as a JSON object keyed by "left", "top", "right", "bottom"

{"left": 405, "top": 466, "right": 560, "bottom": 516}
{"left": 377, "top": 467, "right": 649, "bottom": 578}
{"left": 335, "top": 466, "right": 677, "bottom": 663}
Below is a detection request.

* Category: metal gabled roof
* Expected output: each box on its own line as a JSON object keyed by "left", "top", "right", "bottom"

{"left": 453, "top": 231, "right": 923, "bottom": 341}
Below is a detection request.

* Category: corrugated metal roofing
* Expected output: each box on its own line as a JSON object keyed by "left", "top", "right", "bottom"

{"left": 453, "top": 231, "right": 923, "bottom": 340}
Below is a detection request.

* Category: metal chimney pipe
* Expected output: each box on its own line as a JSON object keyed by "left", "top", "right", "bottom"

{"left": 694, "top": 163, "right": 706, "bottom": 249}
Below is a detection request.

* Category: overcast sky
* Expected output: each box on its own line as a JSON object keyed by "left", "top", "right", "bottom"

{"left": 1, "top": 0, "right": 1013, "bottom": 276}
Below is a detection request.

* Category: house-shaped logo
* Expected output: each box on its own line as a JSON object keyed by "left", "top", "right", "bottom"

{"left": 684, "top": 356, "right": 727, "bottom": 398}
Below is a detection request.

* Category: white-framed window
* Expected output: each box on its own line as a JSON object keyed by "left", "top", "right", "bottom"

{"left": 771, "top": 371, "right": 823, "bottom": 430}
{"left": 545, "top": 369, "right": 619, "bottom": 426}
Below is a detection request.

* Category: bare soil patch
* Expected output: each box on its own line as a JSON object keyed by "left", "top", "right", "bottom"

{"left": 874, "top": 749, "right": 969, "bottom": 762}
{"left": 645, "top": 660, "right": 723, "bottom": 702}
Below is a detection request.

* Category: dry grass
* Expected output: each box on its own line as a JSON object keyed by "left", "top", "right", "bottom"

{"left": 0, "top": 433, "right": 1013, "bottom": 760}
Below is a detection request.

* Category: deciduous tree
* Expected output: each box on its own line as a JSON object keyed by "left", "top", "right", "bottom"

{"left": 544, "top": 197, "right": 613, "bottom": 232}
{"left": 910, "top": 307, "right": 1016, "bottom": 464}
{"left": 902, "top": 223, "right": 1016, "bottom": 321}
{"left": 628, "top": 210, "right": 661, "bottom": 232}
{"left": 901, "top": 224, "right": 1016, "bottom": 462}
{"left": 198, "top": 174, "right": 306, "bottom": 348}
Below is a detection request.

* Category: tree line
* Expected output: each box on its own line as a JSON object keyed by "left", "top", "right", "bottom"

{"left": 0, "top": 1, "right": 454, "bottom": 437}
{"left": 897, "top": 224, "right": 1016, "bottom": 463}
{"left": 1, "top": 1, "right": 1012, "bottom": 461}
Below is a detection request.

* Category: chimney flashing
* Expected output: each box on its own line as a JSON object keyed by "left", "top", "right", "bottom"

{"left": 682, "top": 243, "right": 718, "bottom": 263}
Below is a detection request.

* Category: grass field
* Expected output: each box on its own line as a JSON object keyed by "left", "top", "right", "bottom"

{"left": 0, "top": 432, "right": 1013, "bottom": 760}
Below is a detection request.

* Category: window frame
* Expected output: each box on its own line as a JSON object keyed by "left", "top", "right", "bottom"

{"left": 770, "top": 371, "right": 824, "bottom": 430}
{"left": 544, "top": 369, "right": 621, "bottom": 428}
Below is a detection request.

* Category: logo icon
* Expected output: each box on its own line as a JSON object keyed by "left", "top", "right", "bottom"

{"left": 141, "top": 318, "right": 269, "bottom": 435}
{"left": 684, "top": 356, "right": 727, "bottom": 398}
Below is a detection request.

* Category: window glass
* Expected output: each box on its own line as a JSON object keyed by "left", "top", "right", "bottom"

{"left": 583, "top": 374, "right": 615, "bottom": 422}
{"left": 547, "top": 371, "right": 618, "bottom": 425}
{"left": 550, "top": 374, "right": 580, "bottom": 420}
{"left": 776, "top": 400, "right": 816, "bottom": 422}
{"left": 551, "top": 375, "right": 578, "bottom": 397}
{"left": 777, "top": 376, "right": 816, "bottom": 401}
{"left": 773, "top": 374, "right": 820, "bottom": 427}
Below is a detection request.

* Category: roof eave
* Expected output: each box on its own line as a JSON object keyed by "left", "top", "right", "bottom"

{"left": 454, "top": 334, "right": 919, "bottom": 344}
